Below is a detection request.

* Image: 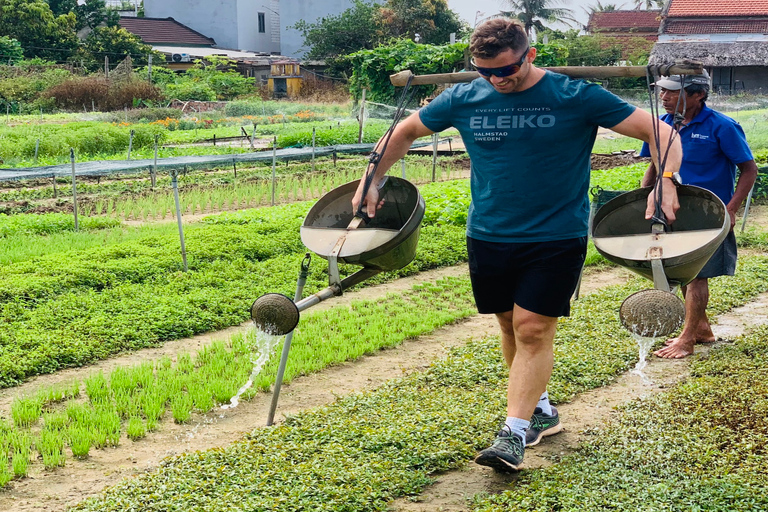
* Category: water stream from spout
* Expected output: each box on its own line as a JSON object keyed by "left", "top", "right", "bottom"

{"left": 221, "top": 326, "right": 282, "bottom": 410}
{"left": 630, "top": 333, "right": 657, "bottom": 385}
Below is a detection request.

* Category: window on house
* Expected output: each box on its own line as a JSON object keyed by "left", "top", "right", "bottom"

{"left": 258, "top": 13, "right": 266, "bottom": 33}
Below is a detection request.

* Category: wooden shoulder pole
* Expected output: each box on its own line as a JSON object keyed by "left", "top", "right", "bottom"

{"left": 389, "top": 59, "right": 705, "bottom": 86}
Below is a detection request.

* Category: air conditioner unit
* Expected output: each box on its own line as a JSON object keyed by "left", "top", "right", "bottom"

{"left": 171, "top": 53, "right": 191, "bottom": 63}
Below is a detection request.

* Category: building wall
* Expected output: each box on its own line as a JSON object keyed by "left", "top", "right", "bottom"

{"left": 236, "top": 0, "right": 281, "bottom": 54}
{"left": 733, "top": 66, "right": 768, "bottom": 92}
{"left": 279, "top": 0, "right": 353, "bottom": 58}
{"left": 145, "top": 0, "right": 280, "bottom": 54}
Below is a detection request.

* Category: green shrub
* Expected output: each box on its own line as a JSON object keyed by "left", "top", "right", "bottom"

{"left": 164, "top": 81, "right": 217, "bottom": 101}
{"left": 0, "top": 67, "right": 71, "bottom": 105}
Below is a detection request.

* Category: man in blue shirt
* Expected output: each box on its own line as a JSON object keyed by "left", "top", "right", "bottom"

{"left": 353, "top": 18, "right": 682, "bottom": 472}
{"left": 640, "top": 72, "right": 758, "bottom": 359}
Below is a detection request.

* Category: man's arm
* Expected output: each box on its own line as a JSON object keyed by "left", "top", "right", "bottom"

{"left": 727, "top": 160, "right": 759, "bottom": 229}
{"left": 609, "top": 108, "right": 681, "bottom": 223}
{"left": 641, "top": 162, "right": 657, "bottom": 188}
{"left": 352, "top": 112, "right": 435, "bottom": 218}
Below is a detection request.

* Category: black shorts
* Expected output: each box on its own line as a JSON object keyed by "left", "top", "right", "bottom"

{"left": 697, "top": 230, "right": 737, "bottom": 279}
{"left": 467, "top": 236, "right": 587, "bottom": 317}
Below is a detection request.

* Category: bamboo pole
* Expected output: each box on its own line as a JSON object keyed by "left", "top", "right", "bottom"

{"left": 389, "top": 59, "right": 706, "bottom": 86}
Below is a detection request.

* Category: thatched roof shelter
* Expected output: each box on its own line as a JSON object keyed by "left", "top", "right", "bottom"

{"left": 651, "top": 41, "right": 768, "bottom": 67}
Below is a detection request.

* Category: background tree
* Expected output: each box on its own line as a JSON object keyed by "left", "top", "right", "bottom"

{"left": 45, "top": 0, "right": 76, "bottom": 16}
{"left": 0, "top": 36, "right": 24, "bottom": 63}
{"left": 539, "top": 29, "right": 621, "bottom": 66}
{"left": 81, "top": 26, "right": 161, "bottom": 69}
{"left": 633, "top": 0, "right": 665, "bottom": 8}
{"left": 500, "top": 0, "right": 578, "bottom": 40}
{"left": 292, "top": 0, "right": 384, "bottom": 61}
{"left": 47, "top": 0, "right": 120, "bottom": 31}
{"left": 345, "top": 39, "right": 467, "bottom": 103}
{"left": 583, "top": 1, "right": 625, "bottom": 15}
{"left": 76, "top": 0, "right": 120, "bottom": 31}
{"left": 379, "top": 0, "right": 467, "bottom": 44}
{"left": 0, "top": 0, "right": 79, "bottom": 60}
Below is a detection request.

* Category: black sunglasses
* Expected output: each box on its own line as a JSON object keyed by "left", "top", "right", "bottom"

{"left": 472, "top": 47, "right": 530, "bottom": 78}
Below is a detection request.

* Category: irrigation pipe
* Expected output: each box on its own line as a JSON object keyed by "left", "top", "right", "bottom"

{"left": 266, "top": 253, "right": 311, "bottom": 426}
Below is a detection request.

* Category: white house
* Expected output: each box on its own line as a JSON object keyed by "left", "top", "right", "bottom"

{"left": 143, "top": 0, "right": 354, "bottom": 59}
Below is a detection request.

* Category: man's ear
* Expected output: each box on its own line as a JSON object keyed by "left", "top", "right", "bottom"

{"left": 528, "top": 46, "right": 537, "bottom": 64}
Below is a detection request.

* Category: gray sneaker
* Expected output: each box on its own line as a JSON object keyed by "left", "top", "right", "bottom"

{"left": 475, "top": 426, "right": 524, "bottom": 472}
{"left": 526, "top": 406, "right": 563, "bottom": 447}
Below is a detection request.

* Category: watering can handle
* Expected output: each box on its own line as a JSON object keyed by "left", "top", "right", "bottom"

{"left": 354, "top": 172, "right": 389, "bottom": 224}
{"left": 650, "top": 180, "right": 669, "bottom": 231}
{"left": 651, "top": 211, "right": 668, "bottom": 231}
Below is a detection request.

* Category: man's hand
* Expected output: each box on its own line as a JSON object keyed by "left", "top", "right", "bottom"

{"left": 645, "top": 178, "right": 680, "bottom": 224}
{"left": 351, "top": 174, "right": 384, "bottom": 219}
{"left": 727, "top": 206, "right": 738, "bottom": 230}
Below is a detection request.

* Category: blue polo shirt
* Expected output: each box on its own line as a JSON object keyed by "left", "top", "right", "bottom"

{"left": 640, "top": 104, "right": 753, "bottom": 204}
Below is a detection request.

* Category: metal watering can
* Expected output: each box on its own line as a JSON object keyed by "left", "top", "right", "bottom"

{"left": 591, "top": 185, "right": 729, "bottom": 337}
{"left": 250, "top": 176, "right": 426, "bottom": 336}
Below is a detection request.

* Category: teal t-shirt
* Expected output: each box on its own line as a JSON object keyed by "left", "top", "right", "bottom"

{"left": 419, "top": 71, "right": 635, "bottom": 242}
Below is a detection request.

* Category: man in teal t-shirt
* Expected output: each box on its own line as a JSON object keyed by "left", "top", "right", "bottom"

{"left": 352, "top": 18, "right": 682, "bottom": 472}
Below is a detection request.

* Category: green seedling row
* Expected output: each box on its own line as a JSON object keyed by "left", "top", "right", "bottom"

{"left": 0, "top": 172, "right": 762, "bottom": 386}
{"left": 0, "top": 276, "right": 477, "bottom": 486}
{"left": 69, "top": 255, "right": 768, "bottom": 511}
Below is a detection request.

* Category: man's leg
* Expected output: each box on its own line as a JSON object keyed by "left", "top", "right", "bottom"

{"left": 501, "top": 305, "right": 557, "bottom": 420}
{"left": 475, "top": 305, "right": 558, "bottom": 471}
{"left": 654, "top": 277, "right": 714, "bottom": 358}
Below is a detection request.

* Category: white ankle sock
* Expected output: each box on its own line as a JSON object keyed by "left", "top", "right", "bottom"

{"left": 537, "top": 391, "right": 553, "bottom": 415}
{"left": 504, "top": 417, "right": 529, "bottom": 446}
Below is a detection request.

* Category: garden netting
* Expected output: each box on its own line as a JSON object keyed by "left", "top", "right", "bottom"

{"left": 0, "top": 140, "right": 441, "bottom": 182}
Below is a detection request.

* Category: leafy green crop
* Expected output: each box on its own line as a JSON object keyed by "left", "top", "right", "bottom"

{"left": 69, "top": 256, "right": 768, "bottom": 511}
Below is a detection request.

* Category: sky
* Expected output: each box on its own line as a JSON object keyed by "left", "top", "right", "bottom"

{"left": 446, "top": 0, "right": 641, "bottom": 33}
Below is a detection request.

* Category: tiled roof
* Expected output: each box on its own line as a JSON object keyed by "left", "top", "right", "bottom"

{"left": 666, "top": 19, "right": 768, "bottom": 34}
{"left": 668, "top": 0, "right": 768, "bottom": 16}
{"left": 587, "top": 10, "right": 661, "bottom": 31}
{"left": 118, "top": 17, "right": 216, "bottom": 46}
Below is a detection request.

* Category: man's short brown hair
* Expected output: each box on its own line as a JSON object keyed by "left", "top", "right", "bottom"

{"left": 470, "top": 18, "right": 529, "bottom": 59}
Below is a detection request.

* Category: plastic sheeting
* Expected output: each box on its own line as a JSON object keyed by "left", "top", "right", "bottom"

{"left": 0, "top": 141, "right": 440, "bottom": 182}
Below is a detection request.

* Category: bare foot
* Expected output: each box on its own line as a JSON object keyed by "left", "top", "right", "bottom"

{"left": 664, "top": 335, "right": 716, "bottom": 346}
{"left": 654, "top": 339, "right": 694, "bottom": 359}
